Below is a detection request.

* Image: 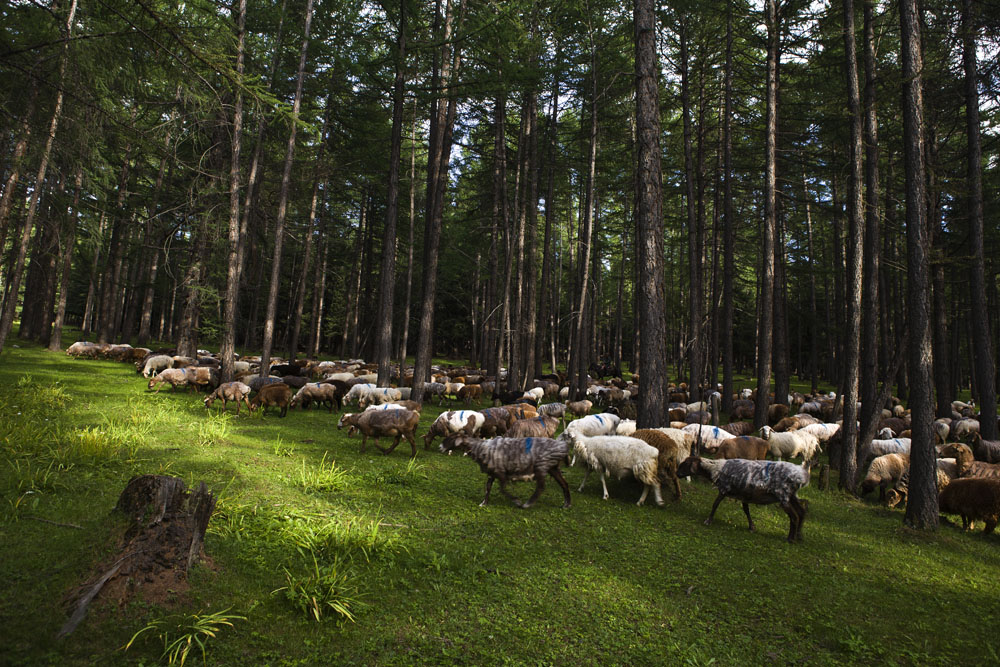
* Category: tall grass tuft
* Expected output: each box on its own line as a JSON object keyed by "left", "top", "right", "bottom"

{"left": 197, "top": 412, "right": 231, "bottom": 447}
{"left": 123, "top": 607, "right": 246, "bottom": 665}
{"left": 276, "top": 554, "right": 360, "bottom": 623}
{"left": 297, "top": 452, "right": 348, "bottom": 494}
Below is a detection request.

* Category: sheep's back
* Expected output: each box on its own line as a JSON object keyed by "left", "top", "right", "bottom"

{"left": 714, "top": 459, "right": 807, "bottom": 503}
{"left": 470, "top": 437, "right": 567, "bottom": 475}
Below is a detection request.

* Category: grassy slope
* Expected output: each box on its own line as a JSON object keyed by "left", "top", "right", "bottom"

{"left": 1, "top": 335, "right": 998, "bottom": 666}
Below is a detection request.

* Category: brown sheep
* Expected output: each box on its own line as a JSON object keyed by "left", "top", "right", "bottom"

{"left": 479, "top": 407, "right": 514, "bottom": 437}
{"left": 459, "top": 384, "right": 483, "bottom": 406}
{"left": 632, "top": 429, "right": 681, "bottom": 500}
{"left": 338, "top": 409, "right": 421, "bottom": 456}
{"left": 767, "top": 404, "right": 790, "bottom": 425}
{"left": 290, "top": 383, "right": 340, "bottom": 412}
{"left": 970, "top": 433, "right": 1000, "bottom": 464}
{"left": 507, "top": 415, "right": 560, "bottom": 439}
{"left": 250, "top": 383, "right": 292, "bottom": 417}
{"left": 715, "top": 436, "right": 770, "bottom": 461}
{"left": 565, "top": 400, "right": 593, "bottom": 418}
{"left": 938, "top": 477, "right": 1000, "bottom": 533}
{"left": 940, "top": 443, "right": 1000, "bottom": 480}
{"left": 147, "top": 368, "right": 190, "bottom": 392}
{"left": 501, "top": 404, "right": 538, "bottom": 421}
{"left": 392, "top": 400, "right": 423, "bottom": 413}
{"left": 184, "top": 366, "right": 220, "bottom": 392}
{"left": 720, "top": 421, "right": 755, "bottom": 436}
{"left": 204, "top": 382, "right": 252, "bottom": 415}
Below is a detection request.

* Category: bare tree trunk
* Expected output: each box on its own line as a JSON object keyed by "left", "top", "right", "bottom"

{"left": 721, "top": 3, "right": 735, "bottom": 415}
{"left": 900, "top": 0, "right": 937, "bottom": 530}
{"left": 537, "top": 53, "right": 559, "bottom": 378}
{"left": 49, "top": 166, "right": 84, "bottom": 350}
{"left": 398, "top": 101, "right": 418, "bottom": 374}
{"left": 963, "top": 0, "right": 997, "bottom": 440}
{"left": 219, "top": 0, "right": 246, "bottom": 381}
{"left": 259, "top": 0, "right": 313, "bottom": 375}
{"left": 840, "top": 0, "right": 864, "bottom": 491}
{"left": 753, "top": 0, "right": 779, "bottom": 431}
{"left": 635, "top": 0, "right": 667, "bottom": 427}
{"left": 680, "top": 20, "right": 702, "bottom": 402}
{"left": 522, "top": 83, "right": 540, "bottom": 385}
{"left": 0, "top": 0, "right": 78, "bottom": 354}
{"left": 802, "top": 165, "right": 818, "bottom": 393}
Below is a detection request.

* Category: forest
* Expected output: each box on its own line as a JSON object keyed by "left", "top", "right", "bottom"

{"left": 4, "top": 0, "right": 1000, "bottom": 662}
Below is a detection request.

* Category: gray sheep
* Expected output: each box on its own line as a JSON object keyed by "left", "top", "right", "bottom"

{"left": 506, "top": 415, "right": 560, "bottom": 438}
{"left": 337, "top": 409, "right": 421, "bottom": 456}
{"left": 440, "top": 435, "right": 571, "bottom": 509}
{"left": 204, "top": 382, "right": 252, "bottom": 415}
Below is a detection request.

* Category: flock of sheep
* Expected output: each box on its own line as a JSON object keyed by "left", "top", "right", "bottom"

{"left": 65, "top": 340, "right": 1000, "bottom": 542}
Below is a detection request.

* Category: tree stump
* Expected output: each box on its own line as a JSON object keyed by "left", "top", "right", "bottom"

{"left": 818, "top": 464, "right": 831, "bottom": 491}
{"left": 58, "top": 475, "right": 215, "bottom": 639}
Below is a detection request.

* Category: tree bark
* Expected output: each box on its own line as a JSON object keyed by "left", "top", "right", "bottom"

{"left": 635, "top": 0, "right": 667, "bottom": 427}
{"left": 962, "top": 0, "right": 997, "bottom": 440}
{"left": 721, "top": 2, "right": 735, "bottom": 416}
{"left": 49, "top": 166, "right": 84, "bottom": 350}
{"left": 900, "top": 0, "right": 937, "bottom": 530}
{"left": 680, "top": 19, "right": 702, "bottom": 402}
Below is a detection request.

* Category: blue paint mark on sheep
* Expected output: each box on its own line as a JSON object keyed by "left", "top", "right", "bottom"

{"left": 525, "top": 438, "right": 534, "bottom": 453}
{"left": 595, "top": 415, "right": 604, "bottom": 425}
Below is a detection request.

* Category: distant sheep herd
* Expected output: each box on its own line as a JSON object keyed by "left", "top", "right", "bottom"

{"left": 65, "top": 340, "right": 1000, "bottom": 542}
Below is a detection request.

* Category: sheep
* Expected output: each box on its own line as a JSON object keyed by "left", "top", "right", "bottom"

{"left": 507, "top": 415, "right": 560, "bottom": 439}
{"left": 184, "top": 366, "right": 220, "bottom": 392}
{"left": 653, "top": 428, "right": 696, "bottom": 467}
{"left": 479, "top": 407, "right": 514, "bottom": 437}
{"left": 171, "top": 355, "right": 196, "bottom": 369}
{"left": 631, "top": 429, "right": 681, "bottom": 500}
{"left": 932, "top": 420, "right": 951, "bottom": 444}
{"left": 249, "top": 383, "right": 292, "bottom": 417}
{"left": 616, "top": 419, "right": 637, "bottom": 436}
{"left": 290, "top": 383, "right": 341, "bottom": 412}
{"left": 421, "top": 381, "right": 447, "bottom": 402}
{"left": 799, "top": 422, "right": 840, "bottom": 445}
{"left": 859, "top": 453, "right": 910, "bottom": 500}
{"left": 677, "top": 456, "right": 810, "bottom": 542}
{"left": 203, "top": 382, "right": 252, "bottom": 415}
{"left": 565, "top": 399, "right": 593, "bottom": 418}
{"left": 423, "top": 410, "right": 486, "bottom": 449}
{"left": 247, "top": 375, "right": 284, "bottom": 393}
{"left": 773, "top": 414, "right": 821, "bottom": 432}
{"left": 886, "top": 459, "right": 957, "bottom": 509}
{"left": 441, "top": 382, "right": 465, "bottom": 405}
{"left": 715, "top": 436, "right": 770, "bottom": 461}
{"left": 500, "top": 404, "right": 538, "bottom": 421}
{"left": 560, "top": 413, "right": 621, "bottom": 450}
{"left": 522, "top": 387, "right": 545, "bottom": 403}
{"left": 858, "top": 437, "right": 912, "bottom": 466}
{"left": 570, "top": 434, "right": 663, "bottom": 506}
{"left": 937, "top": 477, "right": 1000, "bottom": 533}
{"left": 969, "top": 433, "right": 1000, "bottom": 464}
{"left": 537, "top": 402, "right": 566, "bottom": 421}
{"left": 440, "top": 435, "right": 571, "bottom": 508}
{"left": 720, "top": 421, "right": 755, "bottom": 436}
{"left": 940, "top": 443, "right": 1000, "bottom": 480}
{"left": 323, "top": 372, "right": 355, "bottom": 383}
{"left": 66, "top": 341, "right": 101, "bottom": 358}
{"left": 759, "top": 426, "right": 822, "bottom": 462}
{"left": 140, "top": 354, "right": 175, "bottom": 378}
{"left": 459, "top": 384, "right": 483, "bottom": 406}
{"left": 681, "top": 424, "right": 732, "bottom": 454}
{"left": 358, "top": 386, "right": 402, "bottom": 408}
{"left": 147, "top": 368, "right": 190, "bottom": 392}
{"left": 338, "top": 409, "right": 421, "bottom": 456}
{"left": 767, "top": 403, "right": 790, "bottom": 425}
{"left": 343, "top": 383, "right": 376, "bottom": 407}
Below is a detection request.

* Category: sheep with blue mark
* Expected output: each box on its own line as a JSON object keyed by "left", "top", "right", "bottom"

{"left": 681, "top": 424, "right": 732, "bottom": 454}
{"left": 440, "top": 435, "right": 571, "bottom": 508}
{"left": 566, "top": 433, "right": 663, "bottom": 506}
{"left": 677, "top": 456, "right": 811, "bottom": 542}
{"left": 423, "top": 410, "right": 486, "bottom": 449}
{"left": 507, "top": 415, "right": 560, "bottom": 438}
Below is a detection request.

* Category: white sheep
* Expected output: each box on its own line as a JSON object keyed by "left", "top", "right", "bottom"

{"left": 324, "top": 372, "right": 355, "bottom": 383}
{"left": 681, "top": 424, "right": 731, "bottom": 453}
{"left": 523, "top": 387, "right": 545, "bottom": 403}
{"left": 570, "top": 434, "right": 663, "bottom": 506}
{"left": 952, "top": 418, "right": 980, "bottom": 440}
{"left": 423, "top": 409, "right": 486, "bottom": 449}
{"left": 859, "top": 437, "right": 912, "bottom": 465}
{"left": 343, "top": 383, "right": 376, "bottom": 406}
{"left": 760, "top": 425, "right": 821, "bottom": 462}
{"left": 799, "top": 422, "right": 840, "bottom": 445}
{"left": 359, "top": 386, "right": 402, "bottom": 408}
{"left": 616, "top": 419, "right": 637, "bottom": 436}
{"left": 141, "top": 354, "right": 174, "bottom": 378}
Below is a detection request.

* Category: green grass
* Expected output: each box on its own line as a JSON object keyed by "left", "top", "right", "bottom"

{"left": 1, "top": 333, "right": 998, "bottom": 666}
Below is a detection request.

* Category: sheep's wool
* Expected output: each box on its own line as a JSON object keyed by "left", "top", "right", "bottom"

{"left": 714, "top": 459, "right": 807, "bottom": 504}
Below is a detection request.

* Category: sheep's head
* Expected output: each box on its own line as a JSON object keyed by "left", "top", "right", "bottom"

{"left": 759, "top": 425, "right": 774, "bottom": 440}
{"left": 147, "top": 377, "right": 160, "bottom": 390}
{"left": 439, "top": 434, "right": 475, "bottom": 455}
{"left": 337, "top": 413, "right": 357, "bottom": 430}
{"left": 676, "top": 456, "right": 701, "bottom": 479}
{"left": 886, "top": 488, "right": 906, "bottom": 509}
{"left": 203, "top": 395, "right": 214, "bottom": 409}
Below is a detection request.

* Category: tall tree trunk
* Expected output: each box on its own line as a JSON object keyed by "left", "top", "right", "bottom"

{"left": 859, "top": 0, "right": 882, "bottom": 458}
{"left": 81, "top": 212, "right": 106, "bottom": 336}
{"left": 635, "top": 0, "right": 667, "bottom": 427}
{"left": 49, "top": 166, "right": 84, "bottom": 350}
{"left": 0, "top": 0, "right": 78, "bottom": 354}
{"left": 398, "top": 101, "right": 418, "bottom": 374}
{"left": 680, "top": 20, "right": 702, "bottom": 402}
{"left": 802, "top": 166, "right": 818, "bottom": 393}
{"left": 840, "top": 0, "right": 864, "bottom": 491}
{"left": 96, "top": 150, "right": 132, "bottom": 344}
{"left": 721, "top": 3, "right": 735, "bottom": 415}
{"left": 375, "top": 2, "right": 407, "bottom": 386}
{"left": 900, "top": 0, "right": 937, "bottom": 530}
{"left": 412, "top": 0, "right": 464, "bottom": 402}
{"left": 962, "top": 0, "right": 997, "bottom": 440}
{"left": 537, "top": 51, "right": 559, "bottom": 378}
{"left": 522, "top": 83, "right": 540, "bottom": 385}
{"left": 754, "top": 0, "right": 779, "bottom": 431}
{"left": 220, "top": 0, "right": 246, "bottom": 383}
{"left": 259, "top": 0, "right": 313, "bottom": 376}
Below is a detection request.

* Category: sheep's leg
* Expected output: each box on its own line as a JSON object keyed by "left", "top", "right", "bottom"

{"left": 636, "top": 484, "right": 649, "bottom": 506}
{"left": 497, "top": 477, "right": 524, "bottom": 506}
{"left": 705, "top": 493, "right": 726, "bottom": 526}
{"left": 984, "top": 518, "right": 997, "bottom": 535}
{"left": 741, "top": 502, "right": 756, "bottom": 532}
{"left": 652, "top": 483, "right": 664, "bottom": 507}
{"left": 789, "top": 495, "right": 806, "bottom": 541}
{"left": 599, "top": 472, "right": 610, "bottom": 500}
{"left": 404, "top": 432, "right": 417, "bottom": 458}
{"left": 480, "top": 477, "right": 495, "bottom": 506}
{"left": 520, "top": 474, "right": 547, "bottom": 509}
{"left": 549, "top": 468, "right": 571, "bottom": 508}
{"left": 578, "top": 468, "right": 591, "bottom": 492}
{"left": 670, "top": 474, "right": 682, "bottom": 501}
{"left": 360, "top": 434, "right": 368, "bottom": 453}
{"left": 380, "top": 435, "right": 402, "bottom": 455}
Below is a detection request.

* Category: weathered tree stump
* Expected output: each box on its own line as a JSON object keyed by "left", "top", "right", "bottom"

{"left": 58, "top": 475, "right": 215, "bottom": 639}
{"left": 818, "top": 464, "right": 831, "bottom": 491}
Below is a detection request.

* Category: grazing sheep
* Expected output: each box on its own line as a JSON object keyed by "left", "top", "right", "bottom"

{"left": 677, "top": 456, "right": 810, "bottom": 542}
{"left": 859, "top": 453, "right": 910, "bottom": 500}
{"left": 343, "top": 383, "right": 376, "bottom": 407}
{"left": 247, "top": 375, "right": 284, "bottom": 393}
{"left": 203, "top": 382, "right": 252, "bottom": 415}
{"left": 140, "top": 354, "right": 175, "bottom": 378}
{"left": 358, "top": 386, "right": 402, "bottom": 408}
{"left": 615, "top": 419, "right": 637, "bottom": 436}
{"left": 969, "top": 433, "right": 1000, "bottom": 464}
{"left": 280, "top": 375, "right": 310, "bottom": 390}
{"left": 565, "top": 400, "right": 593, "bottom": 418}
{"left": 249, "top": 383, "right": 292, "bottom": 417}
{"left": 953, "top": 418, "right": 982, "bottom": 442}
{"left": 537, "top": 402, "right": 566, "bottom": 421}
{"left": 522, "top": 387, "right": 545, "bottom": 403}
{"left": 720, "top": 421, "right": 755, "bottom": 436}
{"left": 479, "top": 407, "right": 514, "bottom": 437}
{"left": 290, "top": 383, "right": 341, "bottom": 412}
{"left": 886, "top": 459, "right": 957, "bottom": 509}
{"left": 421, "top": 381, "right": 447, "bottom": 402}
{"left": 507, "top": 415, "right": 560, "bottom": 439}
{"left": 147, "top": 368, "right": 189, "bottom": 392}
{"left": 759, "top": 426, "right": 821, "bottom": 462}
{"left": 799, "top": 422, "right": 840, "bottom": 445}
{"left": 423, "top": 410, "right": 486, "bottom": 449}
{"left": 858, "top": 437, "right": 912, "bottom": 466}
{"left": 440, "top": 435, "right": 571, "bottom": 508}
{"left": 570, "top": 434, "right": 663, "bottom": 506}
{"left": 767, "top": 403, "right": 790, "bottom": 425}
{"left": 937, "top": 477, "right": 1000, "bottom": 533}
{"left": 459, "top": 384, "right": 483, "bottom": 406}
{"left": 682, "top": 424, "right": 732, "bottom": 454}
{"left": 715, "top": 436, "right": 770, "bottom": 461}
{"left": 66, "top": 341, "right": 101, "bottom": 358}
{"left": 184, "top": 366, "right": 220, "bottom": 392}
{"left": 339, "top": 409, "right": 421, "bottom": 456}
{"left": 940, "top": 443, "right": 1000, "bottom": 480}
{"left": 631, "top": 429, "right": 681, "bottom": 500}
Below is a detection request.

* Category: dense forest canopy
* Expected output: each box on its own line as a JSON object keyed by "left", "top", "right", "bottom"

{"left": 2, "top": 0, "right": 999, "bottom": 437}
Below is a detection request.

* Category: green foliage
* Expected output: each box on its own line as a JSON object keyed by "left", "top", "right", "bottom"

{"left": 275, "top": 554, "right": 360, "bottom": 623}
{"left": 196, "top": 412, "right": 231, "bottom": 447}
{"left": 123, "top": 608, "right": 246, "bottom": 665}
{"left": 296, "top": 452, "right": 348, "bottom": 493}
